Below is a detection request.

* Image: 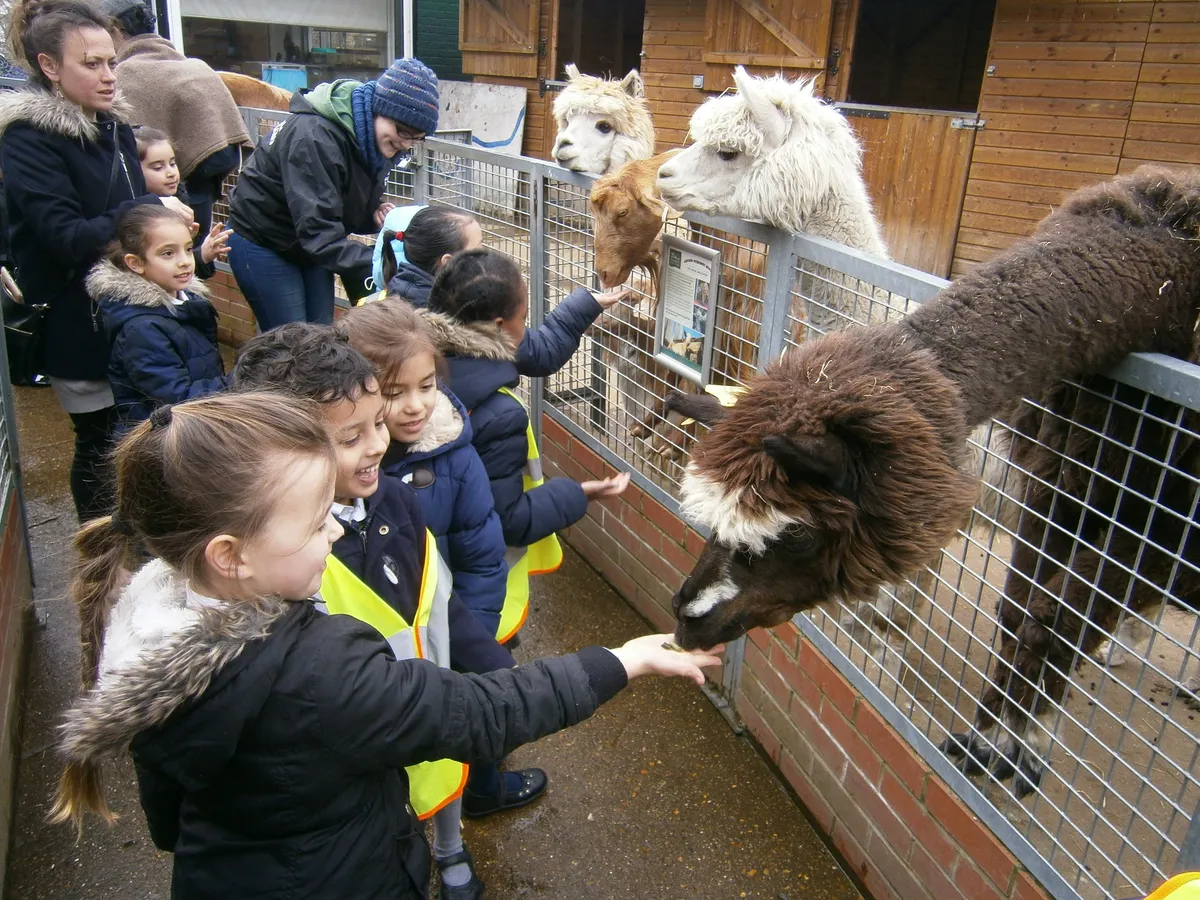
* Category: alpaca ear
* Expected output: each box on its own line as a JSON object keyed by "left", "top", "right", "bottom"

{"left": 620, "top": 68, "right": 645, "bottom": 98}
{"left": 664, "top": 391, "right": 727, "bottom": 424}
{"left": 763, "top": 434, "right": 857, "bottom": 499}
{"left": 733, "top": 65, "right": 787, "bottom": 151}
{"left": 565, "top": 63, "right": 581, "bottom": 80}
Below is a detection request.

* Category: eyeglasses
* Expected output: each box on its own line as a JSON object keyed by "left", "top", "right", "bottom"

{"left": 395, "top": 123, "right": 426, "bottom": 142}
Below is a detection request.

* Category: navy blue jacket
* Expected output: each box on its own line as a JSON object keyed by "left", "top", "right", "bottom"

{"left": 381, "top": 387, "right": 509, "bottom": 638}
{"left": 0, "top": 91, "right": 159, "bottom": 379}
{"left": 423, "top": 288, "right": 602, "bottom": 548}
{"left": 88, "top": 261, "right": 228, "bottom": 426}
{"left": 386, "top": 261, "right": 434, "bottom": 305}
{"left": 332, "top": 474, "right": 514, "bottom": 674}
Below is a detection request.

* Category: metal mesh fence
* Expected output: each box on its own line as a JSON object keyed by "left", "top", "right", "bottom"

{"left": 207, "top": 125, "right": 1200, "bottom": 900}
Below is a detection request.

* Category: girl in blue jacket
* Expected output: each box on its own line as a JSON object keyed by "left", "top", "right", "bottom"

{"left": 338, "top": 298, "right": 508, "bottom": 637}
{"left": 88, "top": 204, "right": 228, "bottom": 427}
{"left": 424, "top": 249, "right": 630, "bottom": 606}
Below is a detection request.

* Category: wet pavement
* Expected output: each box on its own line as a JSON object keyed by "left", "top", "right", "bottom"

{"left": 6, "top": 382, "right": 863, "bottom": 900}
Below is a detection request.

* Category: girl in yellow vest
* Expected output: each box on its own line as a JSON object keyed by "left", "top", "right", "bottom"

{"left": 51, "top": 391, "right": 722, "bottom": 900}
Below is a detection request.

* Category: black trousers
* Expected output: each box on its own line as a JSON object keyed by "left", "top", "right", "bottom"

{"left": 68, "top": 406, "right": 117, "bottom": 522}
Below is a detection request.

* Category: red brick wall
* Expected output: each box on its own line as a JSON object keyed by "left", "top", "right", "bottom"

{"left": 0, "top": 494, "right": 33, "bottom": 889}
{"left": 206, "top": 269, "right": 258, "bottom": 347}
{"left": 539, "top": 414, "right": 1050, "bottom": 900}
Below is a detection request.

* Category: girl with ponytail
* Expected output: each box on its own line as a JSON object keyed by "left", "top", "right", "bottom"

{"left": 50, "top": 392, "right": 720, "bottom": 898}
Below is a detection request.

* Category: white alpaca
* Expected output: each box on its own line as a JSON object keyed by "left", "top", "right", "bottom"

{"left": 552, "top": 65, "right": 656, "bottom": 176}
{"left": 658, "top": 66, "right": 888, "bottom": 258}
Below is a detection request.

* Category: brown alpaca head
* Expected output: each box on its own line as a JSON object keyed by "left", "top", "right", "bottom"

{"left": 672, "top": 328, "right": 979, "bottom": 649}
{"left": 590, "top": 150, "right": 681, "bottom": 289}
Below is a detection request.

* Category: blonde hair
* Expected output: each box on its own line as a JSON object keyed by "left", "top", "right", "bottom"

{"left": 49, "top": 391, "right": 334, "bottom": 831}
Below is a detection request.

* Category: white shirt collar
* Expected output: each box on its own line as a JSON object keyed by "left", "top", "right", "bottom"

{"left": 331, "top": 498, "right": 367, "bottom": 524}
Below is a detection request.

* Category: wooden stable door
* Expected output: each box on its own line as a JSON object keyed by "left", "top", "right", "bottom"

{"left": 841, "top": 105, "right": 977, "bottom": 278}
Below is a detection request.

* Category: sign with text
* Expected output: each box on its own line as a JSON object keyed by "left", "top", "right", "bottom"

{"left": 654, "top": 234, "right": 722, "bottom": 386}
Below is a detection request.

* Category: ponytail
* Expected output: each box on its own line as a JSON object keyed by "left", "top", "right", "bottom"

{"left": 48, "top": 513, "right": 139, "bottom": 832}
{"left": 72, "top": 515, "right": 138, "bottom": 689}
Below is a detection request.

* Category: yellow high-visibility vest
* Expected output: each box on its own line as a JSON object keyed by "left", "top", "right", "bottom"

{"left": 316, "top": 530, "right": 468, "bottom": 819}
{"left": 495, "top": 387, "right": 563, "bottom": 644}
{"left": 1146, "top": 874, "right": 1200, "bottom": 900}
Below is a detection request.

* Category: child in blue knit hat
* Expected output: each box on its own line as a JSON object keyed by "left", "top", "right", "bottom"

{"left": 227, "top": 58, "right": 442, "bottom": 330}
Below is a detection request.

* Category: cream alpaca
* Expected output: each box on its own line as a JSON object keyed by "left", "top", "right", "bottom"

{"left": 552, "top": 65, "right": 655, "bottom": 176}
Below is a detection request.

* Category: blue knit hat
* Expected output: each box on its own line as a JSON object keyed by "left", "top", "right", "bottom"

{"left": 373, "top": 58, "right": 440, "bottom": 136}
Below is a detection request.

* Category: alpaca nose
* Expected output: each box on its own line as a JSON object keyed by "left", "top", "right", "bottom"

{"left": 657, "top": 162, "right": 676, "bottom": 182}
{"left": 558, "top": 138, "right": 573, "bottom": 149}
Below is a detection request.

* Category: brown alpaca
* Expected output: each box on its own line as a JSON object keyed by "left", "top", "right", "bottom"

{"left": 219, "top": 72, "right": 293, "bottom": 113}
{"left": 589, "top": 150, "right": 767, "bottom": 459}
{"left": 671, "top": 166, "right": 1200, "bottom": 796}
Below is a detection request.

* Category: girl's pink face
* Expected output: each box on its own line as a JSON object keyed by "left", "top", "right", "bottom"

{"left": 382, "top": 352, "right": 439, "bottom": 444}
{"left": 40, "top": 27, "right": 117, "bottom": 116}
{"left": 141, "top": 141, "right": 180, "bottom": 197}
{"left": 236, "top": 453, "right": 343, "bottom": 600}
{"left": 125, "top": 219, "right": 195, "bottom": 294}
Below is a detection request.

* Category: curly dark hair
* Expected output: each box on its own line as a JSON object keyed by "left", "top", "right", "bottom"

{"left": 231, "top": 322, "right": 378, "bottom": 406}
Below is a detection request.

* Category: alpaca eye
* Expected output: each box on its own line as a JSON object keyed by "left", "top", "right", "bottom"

{"left": 717, "top": 150, "right": 739, "bottom": 162}
{"left": 596, "top": 121, "right": 613, "bottom": 134}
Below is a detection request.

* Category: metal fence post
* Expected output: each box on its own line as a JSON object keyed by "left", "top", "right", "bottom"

{"left": 411, "top": 142, "right": 428, "bottom": 205}
{"left": 528, "top": 166, "right": 547, "bottom": 446}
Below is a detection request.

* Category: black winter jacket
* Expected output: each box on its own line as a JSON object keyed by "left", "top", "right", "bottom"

{"left": 332, "top": 475, "right": 515, "bottom": 674}
{"left": 58, "top": 559, "right": 627, "bottom": 899}
{"left": 226, "top": 91, "right": 383, "bottom": 296}
{"left": 0, "top": 90, "right": 158, "bottom": 379}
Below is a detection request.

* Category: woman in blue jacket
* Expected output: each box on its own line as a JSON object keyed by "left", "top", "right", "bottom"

{"left": 0, "top": 0, "right": 189, "bottom": 519}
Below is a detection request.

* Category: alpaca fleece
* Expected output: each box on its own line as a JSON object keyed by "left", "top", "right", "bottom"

{"left": 674, "top": 165, "right": 1200, "bottom": 656}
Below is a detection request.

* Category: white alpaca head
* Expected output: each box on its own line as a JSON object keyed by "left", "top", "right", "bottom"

{"left": 552, "top": 65, "right": 656, "bottom": 175}
{"left": 657, "top": 67, "right": 884, "bottom": 254}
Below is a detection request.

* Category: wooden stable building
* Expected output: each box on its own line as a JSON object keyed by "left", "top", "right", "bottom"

{"left": 458, "top": 0, "right": 1200, "bottom": 277}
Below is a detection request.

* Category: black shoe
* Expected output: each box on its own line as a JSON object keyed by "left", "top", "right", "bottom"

{"left": 437, "top": 847, "right": 484, "bottom": 900}
{"left": 461, "top": 767, "right": 547, "bottom": 818}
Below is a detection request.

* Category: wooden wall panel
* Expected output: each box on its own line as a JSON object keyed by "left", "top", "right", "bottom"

{"left": 1120, "top": 1, "right": 1200, "bottom": 172}
{"left": 950, "top": 1, "right": 1151, "bottom": 277}
{"left": 640, "top": 0, "right": 709, "bottom": 149}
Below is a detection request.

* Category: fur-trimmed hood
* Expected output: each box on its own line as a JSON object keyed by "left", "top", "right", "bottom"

{"left": 407, "top": 388, "right": 468, "bottom": 455}
{"left": 57, "top": 560, "right": 294, "bottom": 770}
{"left": 86, "top": 258, "right": 208, "bottom": 310}
{"left": 420, "top": 310, "right": 516, "bottom": 362}
{"left": 0, "top": 86, "right": 133, "bottom": 141}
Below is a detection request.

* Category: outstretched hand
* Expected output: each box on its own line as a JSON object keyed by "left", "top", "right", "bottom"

{"left": 200, "top": 223, "right": 233, "bottom": 264}
{"left": 609, "top": 634, "right": 724, "bottom": 686}
{"left": 581, "top": 471, "right": 630, "bottom": 499}
{"left": 595, "top": 287, "right": 637, "bottom": 311}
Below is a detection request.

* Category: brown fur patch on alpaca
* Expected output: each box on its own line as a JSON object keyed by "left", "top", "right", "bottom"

{"left": 685, "top": 326, "right": 978, "bottom": 596}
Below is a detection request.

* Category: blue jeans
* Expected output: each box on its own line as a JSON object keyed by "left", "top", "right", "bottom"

{"left": 228, "top": 232, "right": 335, "bottom": 330}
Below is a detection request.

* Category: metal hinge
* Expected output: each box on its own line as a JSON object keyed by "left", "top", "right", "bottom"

{"left": 827, "top": 48, "right": 840, "bottom": 77}
{"left": 951, "top": 117, "right": 986, "bottom": 131}
{"left": 539, "top": 77, "right": 567, "bottom": 97}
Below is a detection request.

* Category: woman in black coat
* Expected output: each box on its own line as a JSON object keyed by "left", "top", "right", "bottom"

{"left": 226, "top": 57, "right": 440, "bottom": 329}
{"left": 0, "top": 0, "right": 187, "bottom": 519}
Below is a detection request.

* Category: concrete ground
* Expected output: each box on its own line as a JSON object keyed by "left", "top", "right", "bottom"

{"left": 5, "top": 383, "right": 863, "bottom": 900}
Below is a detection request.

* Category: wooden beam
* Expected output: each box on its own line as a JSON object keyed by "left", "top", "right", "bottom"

{"left": 728, "top": 0, "right": 822, "bottom": 65}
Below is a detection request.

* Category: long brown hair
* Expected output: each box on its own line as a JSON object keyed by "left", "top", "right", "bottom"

{"left": 336, "top": 297, "right": 445, "bottom": 385}
{"left": 49, "top": 391, "right": 334, "bottom": 831}
{"left": 7, "top": 0, "right": 110, "bottom": 91}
